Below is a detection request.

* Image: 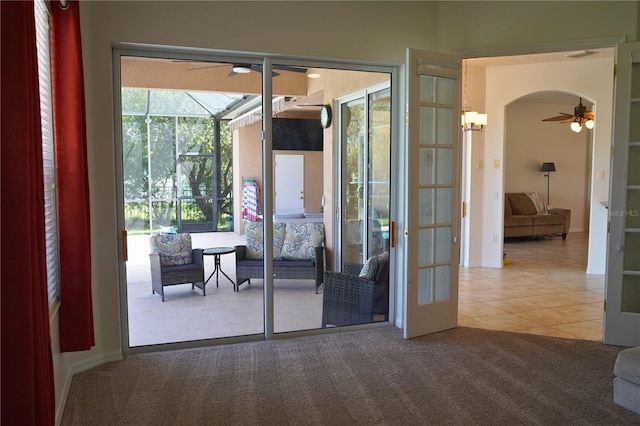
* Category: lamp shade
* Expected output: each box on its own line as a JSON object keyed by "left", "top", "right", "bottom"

{"left": 540, "top": 162, "right": 556, "bottom": 172}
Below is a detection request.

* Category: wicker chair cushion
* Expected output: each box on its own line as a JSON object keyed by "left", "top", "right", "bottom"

{"left": 280, "top": 222, "right": 325, "bottom": 260}
{"left": 150, "top": 233, "right": 193, "bottom": 266}
{"left": 359, "top": 251, "right": 389, "bottom": 281}
{"left": 245, "top": 222, "right": 286, "bottom": 259}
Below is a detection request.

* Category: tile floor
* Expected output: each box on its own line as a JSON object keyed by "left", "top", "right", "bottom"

{"left": 458, "top": 232, "right": 604, "bottom": 341}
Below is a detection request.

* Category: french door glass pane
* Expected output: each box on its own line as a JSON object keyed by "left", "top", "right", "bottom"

{"left": 419, "top": 106, "right": 436, "bottom": 143}
{"left": 436, "top": 188, "right": 452, "bottom": 223}
{"left": 419, "top": 188, "right": 434, "bottom": 225}
{"left": 419, "top": 148, "right": 435, "bottom": 184}
{"left": 627, "top": 190, "right": 640, "bottom": 228}
{"left": 435, "top": 265, "right": 451, "bottom": 301}
{"left": 436, "top": 108, "right": 454, "bottom": 145}
{"left": 418, "top": 267, "right": 434, "bottom": 304}
{"left": 420, "top": 75, "right": 436, "bottom": 102}
{"left": 435, "top": 227, "right": 451, "bottom": 263}
{"left": 436, "top": 148, "right": 452, "bottom": 184}
{"left": 418, "top": 228, "right": 434, "bottom": 264}
{"left": 622, "top": 275, "right": 640, "bottom": 313}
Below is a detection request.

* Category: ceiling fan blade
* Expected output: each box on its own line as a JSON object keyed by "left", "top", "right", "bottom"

{"left": 186, "top": 65, "right": 221, "bottom": 71}
{"left": 273, "top": 65, "right": 307, "bottom": 74}
{"left": 542, "top": 113, "right": 573, "bottom": 122}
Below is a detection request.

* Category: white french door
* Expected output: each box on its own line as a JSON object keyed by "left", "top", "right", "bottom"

{"left": 404, "top": 48, "right": 461, "bottom": 339}
{"left": 604, "top": 41, "right": 640, "bottom": 347}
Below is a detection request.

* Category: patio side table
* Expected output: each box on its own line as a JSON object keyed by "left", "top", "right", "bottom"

{"left": 203, "top": 247, "right": 237, "bottom": 291}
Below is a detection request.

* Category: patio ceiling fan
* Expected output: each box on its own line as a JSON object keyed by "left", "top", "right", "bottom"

{"left": 183, "top": 62, "right": 307, "bottom": 77}
{"left": 542, "top": 97, "right": 595, "bottom": 132}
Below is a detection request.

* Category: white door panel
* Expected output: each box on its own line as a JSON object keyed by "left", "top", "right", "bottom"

{"left": 404, "top": 48, "right": 461, "bottom": 339}
{"left": 604, "top": 41, "right": 640, "bottom": 346}
{"left": 274, "top": 154, "right": 304, "bottom": 215}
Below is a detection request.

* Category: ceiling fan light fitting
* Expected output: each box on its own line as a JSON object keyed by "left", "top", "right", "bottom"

{"left": 585, "top": 119, "right": 595, "bottom": 130}
{"left": 232, "top": 65, "right": 251, "bottom": 74}
{"left": 570, "top": 120, "right": 583, "bottom": 133}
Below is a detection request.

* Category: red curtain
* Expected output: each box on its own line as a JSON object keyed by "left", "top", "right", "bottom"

{"left": 51, "top": 0, "right": 95, "bottom": 352}
{"left": 1, "top": 1, "right": 56, "bottom": 424}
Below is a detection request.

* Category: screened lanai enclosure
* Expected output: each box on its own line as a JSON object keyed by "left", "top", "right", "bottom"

{"left": 121, "top": 89, "right": 243, "bottom": 233}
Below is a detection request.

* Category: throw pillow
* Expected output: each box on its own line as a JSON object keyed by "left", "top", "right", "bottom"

{"left": 359, "top": 251, "right": 390, "bottom": 281}
{"left": 526, "top": 192, "right": 548, "bottom": 214}
{"left": 280, "top": 222, "right": 325, "bottom": 260}
{"left": 150, "top": 233, "right": 193, "bottom": 266}
{"left": 245, "top": 222, "right": 286, "bottom": 259}
{"left": 359, "top": 256, "right": 379, "bottom": 280}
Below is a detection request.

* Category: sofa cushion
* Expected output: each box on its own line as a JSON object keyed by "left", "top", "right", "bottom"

{"left": 245, "top": 222, "right": 286, "bottom": 260}
{"left": 508, "top": 193, "right": 537, "bottom": 216}
{"left": 504, "top": 196, "right": 513, "bottom": 216}
{"left": 280, "top": 222, "right": 325, "bottom": 260}
{"left": 504, "top": 215, "right": 533, "bottom": 227}
{"left": 150, "top": 233, "right": 193, "bottom": 266}
{"left": 531, "top": 214, "right": 564, "bottom": 226}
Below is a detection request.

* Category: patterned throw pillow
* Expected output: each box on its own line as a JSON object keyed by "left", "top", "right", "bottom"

{"left": 280, "top": 223, "right": 325, "bottom": 260}
{"left": 150, "top": 233, "right": 193, "bottom": 266}
{"left": 359, "top": 251, "right": 390, "bottom": 281}
{"left": 245, "top": 222, "right": 286, "bottom": 259}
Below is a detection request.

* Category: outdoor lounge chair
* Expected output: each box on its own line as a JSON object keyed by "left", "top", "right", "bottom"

{"left": 321, "top": 251, "right": 389, "bottom": 327}
{"left": 149, "top": 233, "right": 205, "bottom": 301}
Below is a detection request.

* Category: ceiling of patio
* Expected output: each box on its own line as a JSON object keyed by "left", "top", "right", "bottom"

{"left": 121, "top": 57, "right": 324, "bottom": 121}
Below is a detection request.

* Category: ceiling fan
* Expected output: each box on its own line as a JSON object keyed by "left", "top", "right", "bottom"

{"left": 542, "top": 97, "right": 595, "bottom": 132}
{"left": 183, "top": 62, "right": 307, "bottom": 77}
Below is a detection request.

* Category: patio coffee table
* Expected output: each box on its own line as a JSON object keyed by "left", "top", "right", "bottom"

{"left": 203, "top": 247, "right": 236, "bottom": 291}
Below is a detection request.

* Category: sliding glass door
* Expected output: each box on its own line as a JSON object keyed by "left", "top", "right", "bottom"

{"left": 340, "top": 86, "right": 391, "bottom": 266}
{"left": 115, "top": 48, "right": 395, "bottom": 351}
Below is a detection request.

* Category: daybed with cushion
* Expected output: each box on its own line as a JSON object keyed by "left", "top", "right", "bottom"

{"left": 234, "top": 221, "right": 325, "bottom": 293}
{"left": 322, "top": 251, "right": 390, "bottom": 327}
{"left": 504, "top": 192, "right": 571, "bottom": 240}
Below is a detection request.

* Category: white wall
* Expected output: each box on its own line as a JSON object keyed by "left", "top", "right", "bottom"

{"left": 477, "top": 58, "right": 613, "bottom": 269}
{"left": 52, "top": 0, "right": 638, "bottom": 419}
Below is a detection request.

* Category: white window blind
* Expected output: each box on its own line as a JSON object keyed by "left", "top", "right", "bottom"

{"left": 34, "top": 0, "right": 60, "bottom": 310}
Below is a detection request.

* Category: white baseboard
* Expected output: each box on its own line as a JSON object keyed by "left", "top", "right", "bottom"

{"left": 462, "top": 261, "right": 484, "bottom": 268}
{"left": 55, "top": 350, "right": 123, "bottom": 425}
{"left": 71, "top": 350, "right": 123, "bottom": 375}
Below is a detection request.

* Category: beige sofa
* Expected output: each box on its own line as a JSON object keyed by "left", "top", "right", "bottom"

{"left": 504, "top": 193, "right": 571, "bottom": 240}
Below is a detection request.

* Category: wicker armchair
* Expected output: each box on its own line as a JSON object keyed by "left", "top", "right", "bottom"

{"left": 321, "top": 254, "right": 389, "bottom": 327}
{"left": 149, "top": 233, "right": 205, "bottom": 301}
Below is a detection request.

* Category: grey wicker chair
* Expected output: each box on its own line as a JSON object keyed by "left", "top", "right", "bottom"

{"left": 321, "top": 256, "right": 389, "bottom": 327}
{"left": 149, "top": 233, "right": 205, "bottom": 302}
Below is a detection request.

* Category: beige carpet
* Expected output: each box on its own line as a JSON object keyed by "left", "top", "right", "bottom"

{"left": 61, "top": 326, "right": 639, "bottom": 425}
